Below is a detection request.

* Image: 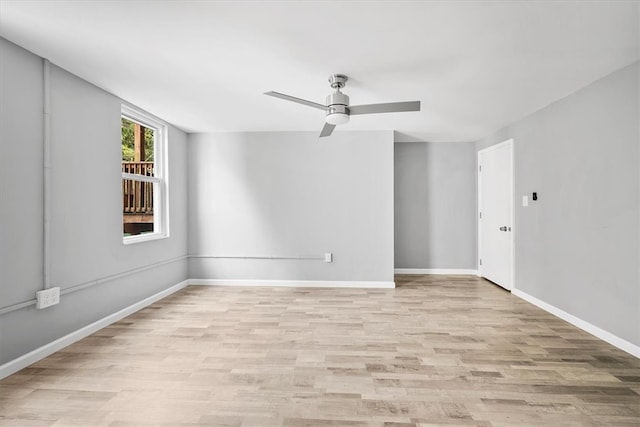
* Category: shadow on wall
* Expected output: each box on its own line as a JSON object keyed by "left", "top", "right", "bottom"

{"left": 395, "top": 142, "right": 432, "bottom": 267}
{"left": 394, "top": 140, "right": 477, "bottom": 270}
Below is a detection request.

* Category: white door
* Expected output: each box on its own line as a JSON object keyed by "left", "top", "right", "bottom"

{"left": 478, "top": 140, "right": 513, "bottom": 290}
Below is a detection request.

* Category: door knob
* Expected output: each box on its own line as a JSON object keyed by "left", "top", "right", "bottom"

{"left": 499, "top": 226, "right": 508, "bottom": 231}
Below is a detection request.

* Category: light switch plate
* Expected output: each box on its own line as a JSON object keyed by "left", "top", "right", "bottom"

{"left": 522, "top": 195, "right": 529, "bottom": 207}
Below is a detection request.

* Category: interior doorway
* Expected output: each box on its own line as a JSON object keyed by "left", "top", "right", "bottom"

{"left": 478, "top": 139, "right": 514, "bottom": 290}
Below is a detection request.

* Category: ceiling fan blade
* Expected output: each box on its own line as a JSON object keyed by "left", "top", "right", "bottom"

{"left": 349, "top": 101, "right": 421, "bottom": 116}
{"left": 319, "top": 122, "right": 335, "bottom": 137}
{"left": 264, "top": 91, "right": 327, "bottom": 111}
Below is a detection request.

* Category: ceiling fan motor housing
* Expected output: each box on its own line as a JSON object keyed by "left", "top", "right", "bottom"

{"left": 326, "top": 92, "right": 349, "bottom": 108}
{"left": 325, "top": 91, "right": 350, "bottom": 124}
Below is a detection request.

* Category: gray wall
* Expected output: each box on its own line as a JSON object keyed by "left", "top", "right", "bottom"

{"left": 188, "top": 131, "right": 395, "bottom": 283}
{"left": 394, "top": 141, "right": 476, "bottom": 269}
{"left": 0, "top": 38, "right": 189, "bottom": 365}
{"left": 477, "top": 62, "right": 639, "bottom": 346}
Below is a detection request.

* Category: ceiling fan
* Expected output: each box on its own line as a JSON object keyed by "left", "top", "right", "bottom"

{"left": 265, "top": 74, "right": 421, "bottom": 137}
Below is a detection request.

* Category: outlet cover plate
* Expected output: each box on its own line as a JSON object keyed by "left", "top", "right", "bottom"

{"left": 36, "top": 287, "right": 60, "bottom": 309}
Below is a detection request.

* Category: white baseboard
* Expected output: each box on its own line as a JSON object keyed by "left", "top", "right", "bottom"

{"left": 0, "top": 280, "right": 189, "bottom": 380}
{"left": 394, "top": 268, "right": 479, "bottom": 275}
{"left": 512, "top": 289, "right": 640, "bottom": 358}
{"left": 189, "top": 279, "right": 396, "bottom": 289}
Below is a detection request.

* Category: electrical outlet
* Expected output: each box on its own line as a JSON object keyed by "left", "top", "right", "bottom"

{"left": 36, "top": 287, "right": 60, "bottom": 309}
{"left": 324, "top": 253, "right": 333, "bottom": 263}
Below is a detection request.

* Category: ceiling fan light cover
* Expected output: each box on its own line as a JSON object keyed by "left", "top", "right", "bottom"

{"left": 326, "top": 112, "right": 350, "bottom": 125}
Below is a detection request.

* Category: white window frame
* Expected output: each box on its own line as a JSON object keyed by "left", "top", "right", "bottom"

{"left": 121, "top": 104, "right": 169, "bottom": 245}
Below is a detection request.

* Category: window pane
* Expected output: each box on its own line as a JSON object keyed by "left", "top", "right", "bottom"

{"left": 121, "top": 117, "right": 154, "bottom": 164}
{"left": 122, "top": 178, "right": 155, "bottom": 236}
{"left": 122, "top": 116, "right": 155, "bottom": 237}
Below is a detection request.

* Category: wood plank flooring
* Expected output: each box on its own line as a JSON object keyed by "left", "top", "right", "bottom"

{"left": 1, "top": 275, "right": 639, "bottom": 426}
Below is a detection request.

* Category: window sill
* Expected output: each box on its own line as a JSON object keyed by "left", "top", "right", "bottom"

{"left": 123, "top": 232, "right": 168, "bottom": 245}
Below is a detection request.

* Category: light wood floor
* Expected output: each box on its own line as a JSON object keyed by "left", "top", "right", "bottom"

{"left": 1, "top": 275, "right": 638, "bottom": 426}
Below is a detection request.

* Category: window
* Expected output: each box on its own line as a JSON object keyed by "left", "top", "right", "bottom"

{"left": 121, "top": 105, "right": 168, "bottom": 244}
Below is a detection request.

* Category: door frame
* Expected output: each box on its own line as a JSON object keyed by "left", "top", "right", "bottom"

{"left": 477, "top": 138, "right": 515, "bottom": 291}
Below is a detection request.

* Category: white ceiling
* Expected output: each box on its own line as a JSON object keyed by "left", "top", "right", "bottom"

{"left": 0, "top": 1, "right": 638, "bottom": 142}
